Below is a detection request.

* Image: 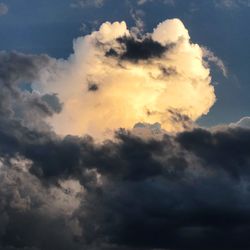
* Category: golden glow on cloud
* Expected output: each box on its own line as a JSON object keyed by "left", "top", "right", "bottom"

{"left": 36, "top": 19, "right": 216, "bottom": 138}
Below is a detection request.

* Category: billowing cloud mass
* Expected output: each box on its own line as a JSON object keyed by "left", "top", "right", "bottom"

{"left": 1, "top": 17, "right": 249, "bottom": 250}
{"left": 36, "top": 19, "right": 215, "bottom": 138}
{"left": 1, "top": 102, "right": 250, "bottom": 249}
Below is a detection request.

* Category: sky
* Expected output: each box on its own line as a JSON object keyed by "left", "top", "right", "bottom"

{"left": 1, "top": 0, "right": 250, "bottom": 126}
{"left": 1, "top": 0, "right": 250, "bottom": 250}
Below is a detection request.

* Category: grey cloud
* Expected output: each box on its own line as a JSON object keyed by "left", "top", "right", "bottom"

{"left": 105, "top": 36, "right": 171, "bottom": 62}
{"left": 230, "top": 116, "right": 250, "bottom": 129}
{"left": 0, "top": 51, "right": 62, "bottom": 132}
{"left": 2, "top": 49, "right": 250, "bottom": 250}
{"left": 41, "top": 94, "right": 63, "bottom": 114}
{"left": 0, "top": 51, "right": 50, "bottom": 85}
{"left": 2, "top": 109, "right": 250, "bottom": 250}
{"left": 0, "top": 158, "right": 83, "bottom": 250}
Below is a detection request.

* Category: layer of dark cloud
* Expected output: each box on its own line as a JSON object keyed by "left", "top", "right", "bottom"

{"left": 2, "top": 51, "right": 250, "bottom": 250}
{"left": 3, "top": 123, "right": 250, "bottom": 249}
{"left": 106, "top": 36, "right": 168, "bottom": 62}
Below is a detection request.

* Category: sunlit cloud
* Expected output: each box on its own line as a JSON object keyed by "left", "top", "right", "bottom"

{"left": 35, "top": 19, "right": 216, "bottom": 138}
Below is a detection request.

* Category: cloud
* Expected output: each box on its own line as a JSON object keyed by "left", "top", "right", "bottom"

{"left": 71, "top": 0, "right": 175, "bottom": 8}
{"left": 0, "top": 51, "right": 61, "bottom": 133}
{"left": 0, "top": 3, "right": 8, "bottom": 16}
{"left": 35, "top": 19, "right": 215, "bottom": 138}
{"left": 1, "top": 18, "right": 249, "bottom": 250}
{"left": 1, "top": 110, "right": 250, "bottom": 249}
{"left": 230, "top": 116, "right": 250, "bottom": 129}
{"left": 108, "top": 36, "right": 168, "bottom": 61}
{"left": 71, "top": 0, "right": 104, "bottom": 8}
{"left": 137, "top": 0, "right": 175, "bottom": 5}
{"left": 129, "top": 8, "right": 145, "bottom": 35}
{"left": 214, "top": 0, "right": 250, "bottom": 8}
{"left": 0, "top": 156, "right": 84, "bottom": 250}
{"left": 202, "top": 47, "right": 227, "bottom": 77}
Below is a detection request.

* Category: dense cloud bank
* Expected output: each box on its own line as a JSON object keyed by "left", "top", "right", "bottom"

{"left": 0, "top": 20, "right": 249, "bottom": 250}
{"left": 1, "top": 95, "right": 250, "bottom": 249}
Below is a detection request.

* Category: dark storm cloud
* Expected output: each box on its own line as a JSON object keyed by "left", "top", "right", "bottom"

{"left": 2, "top": 51, "right": 250, "bottom": 250}
{"left": 0, "top": 51, "right": 50, "bottom": 85}
{"left": 106, "top": 36, "right": 169, "bottom": 62}
{"left": 2, "top": 122, "right": 250, "bottom": 249}
{"left": 72, "top": 128, "right": 250, "bottom": 250}
{"left": 0, "top": 51, "right": 62, "bottom": 132}
{"left": 178, "top": 127, "right": 250, "bottom": 178}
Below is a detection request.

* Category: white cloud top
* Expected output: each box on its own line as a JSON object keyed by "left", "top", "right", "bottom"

{"left": 36, "top": 19, "right": 216, "bottom": 138}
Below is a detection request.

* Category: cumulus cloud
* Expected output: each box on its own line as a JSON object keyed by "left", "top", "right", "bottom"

{"left": 35, "top": 19, "right": 215, "bottom": 138}
{"left": 0, "top": 3, "right": 8, "bottom": 16}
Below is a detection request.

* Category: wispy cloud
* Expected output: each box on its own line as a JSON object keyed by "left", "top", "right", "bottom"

{"left": 202, "top": 47, "right": 228, "bottom": 77}
{"left": 137, "top": 0, "right": 175, "bottom": 5}
{"left": 0, "top": 2, "right": 8, "bottom": 16}
{"left": 71, "top": 0, "right": 105, "bottom": 8}
{"left": 71, "top": 0, "right": 175, "bottom": 8}
{"left": 214, "top": 0, "right": 250, "bottom": 8}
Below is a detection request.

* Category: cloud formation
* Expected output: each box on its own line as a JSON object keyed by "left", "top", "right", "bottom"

{"left": 202, "top": 47, "right": 227, "bottom": 77}
{"left": 36, "top": 19, "right": 215, "bottom": 138}
{"left": 0, "top": 18, "right": 247, "bottom": 250}
{"left": 230, "top": 116, "right": 250, "bottom": 129}
{"left": 214, "top": 0, "right": 250, "bottom": 8}
{"left": 1, "top": 104, "right": 250, "bottom": 249}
